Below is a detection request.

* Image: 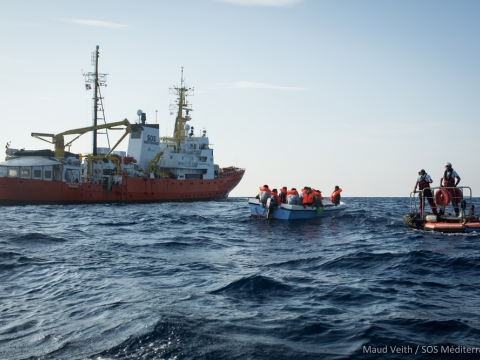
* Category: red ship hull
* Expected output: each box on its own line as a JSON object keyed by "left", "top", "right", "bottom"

{"left": 0, "top": 170, "right": 245, "bottom": 206}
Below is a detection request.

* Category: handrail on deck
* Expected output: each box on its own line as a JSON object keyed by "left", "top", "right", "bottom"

{"left": 409, "top": 186, "right": 473, "bottom": 218}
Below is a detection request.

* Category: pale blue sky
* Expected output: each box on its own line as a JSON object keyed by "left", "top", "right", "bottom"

{"left": 1, "top": 0, "right": 479, "bottom": 196}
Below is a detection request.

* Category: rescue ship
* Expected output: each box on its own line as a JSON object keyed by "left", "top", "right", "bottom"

{"left": 403, "top": 186, "right": 480, "bottom": 233}
{"left": 0, "top": 46, "right": 244, "bottom": 206}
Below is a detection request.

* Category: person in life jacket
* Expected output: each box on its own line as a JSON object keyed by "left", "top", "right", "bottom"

{"left": 287, "top": 188, "right": 301, "bottom": 205}
{"left": 279, "top": 186, "right": 288, "bottom": 204}
{"left": 413, "top": 169, "right": 437, "bottom": 215}
{"left": 313, "top": 190, "right": 323, "bottom": 208}
{"left": 439, "top": 162, "right": 461, "bottom": 216}
{"left": 270, "top": 189, "right": 282, "bottom": 206}
{"left": 257, "top": 185, "right": 272, "bottom": 207}
{"left": 329, "top": 186, "right": 342, "bottom": 205}
{"left": 300, "top": 187, "right": 314, "bottom": 207}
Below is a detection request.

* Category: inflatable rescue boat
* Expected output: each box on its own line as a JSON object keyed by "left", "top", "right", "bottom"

{"left": 403, "top": 186, "right": 480, "bottom": 233}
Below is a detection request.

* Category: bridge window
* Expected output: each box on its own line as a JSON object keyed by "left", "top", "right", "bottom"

{"left": 8, "top": 167, "right": 18, "bottom": 177}
{"left": 21, "top": 167, "right": 31, "bottom": 178}
{"left": 33, "top": 167, "right": 42, "bottom": 179}
{"left": 131, "top": 128, "right": 142, "bottom": 139}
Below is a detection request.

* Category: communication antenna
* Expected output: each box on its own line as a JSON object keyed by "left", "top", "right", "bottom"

{"left": 83, "top": 45, "right": 110, "bottom": 155}
{"left": 169, "top": 67, "right": 194, "bottom": 141}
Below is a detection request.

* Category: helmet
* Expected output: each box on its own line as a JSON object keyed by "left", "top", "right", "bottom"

{"left": 418, "top": 169, "right": 425, "bottom": 175}
{"left": 445, "top": 162, "right": 452, "bottom": 167}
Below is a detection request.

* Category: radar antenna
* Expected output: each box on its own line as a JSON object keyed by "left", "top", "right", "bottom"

{"left": 169, "top": 67, "right": 194, "bottom": 142}
{"left": 83, "top": 45, "right": 110, "bottom": 155}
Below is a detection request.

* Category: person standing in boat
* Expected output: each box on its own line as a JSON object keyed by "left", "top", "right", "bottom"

{"left": 329, "top": 186, "right": 342, "bottom": 205}
{"left": 439, "top": 162, "right": 461, "bottom": 216}
{"left": 413, "top": 169, "right": 437, "bottom": 215}
{"left": 279, "top": 186, "right": 288, "bottom": 204}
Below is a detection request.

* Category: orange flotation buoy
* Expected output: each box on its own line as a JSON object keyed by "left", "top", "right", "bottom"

{"left": 435, "top": 189, "right": 450, "bottom": 206}
{"left": 453, "top": 187, "right": 463, "bottom": 202}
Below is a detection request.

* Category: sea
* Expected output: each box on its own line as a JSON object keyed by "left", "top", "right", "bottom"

{"left": 1, "top": 197, "right": 480, "bottom": 360}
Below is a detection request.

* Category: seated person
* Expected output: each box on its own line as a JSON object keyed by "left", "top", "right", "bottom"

{"left": 257, "top": 185, "right": 272, "bottom": 207}
{"left": 287, "top": 188, "right": 301, "bottom": 205}
{"left": 313, "top": 190, "right": 323, "bottom": 208}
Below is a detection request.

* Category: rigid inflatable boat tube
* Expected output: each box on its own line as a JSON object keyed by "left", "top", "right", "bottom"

{"left": 435, "top": 189, "right": 450, "bottom": 206}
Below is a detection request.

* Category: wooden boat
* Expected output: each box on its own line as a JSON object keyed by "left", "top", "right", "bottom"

{"left": 249, "top": 198, "right": 346, "bottom": 220}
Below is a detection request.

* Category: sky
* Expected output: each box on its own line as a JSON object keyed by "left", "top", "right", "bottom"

{"left": 1, "top": 0, "right": 479, "bottom": 197}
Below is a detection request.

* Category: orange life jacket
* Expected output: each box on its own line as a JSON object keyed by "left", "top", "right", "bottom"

{"left": 314, "top": 191, "right": 323, "bottom": 200}
{"left": 259, "top": 186, "right": 272, "bottom": 194}
{"left": 271, "top": 192, "right": 281, "bottom": 206}
{"left": 287, "top": 190, "right": 299, "bottom": 196}
{"left": 302, "top": 191, "right": 313, "bottom": 204}
{"left": 329, "top": 188, "right": 342, "bottom": 201}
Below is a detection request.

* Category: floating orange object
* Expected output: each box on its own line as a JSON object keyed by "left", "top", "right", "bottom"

{"left": 435, "top": 189, "right": 450, "bottom": 206}
{"left": 452, "top": 187, "right": 463, "bottom": 202}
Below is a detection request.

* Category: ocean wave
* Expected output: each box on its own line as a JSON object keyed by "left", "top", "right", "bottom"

{"left": 2, "top": 198, "right": 480, "bottom": 359}
{"left": 7, "top": 232, "right": 67, "bottom": 244}
{"left": 211, "top": 274, "right": 291, "bottom": 297}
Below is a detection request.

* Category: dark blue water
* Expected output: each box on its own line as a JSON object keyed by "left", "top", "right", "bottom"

{"left": 1, "top": 198, "right": 480, "bottom": 360}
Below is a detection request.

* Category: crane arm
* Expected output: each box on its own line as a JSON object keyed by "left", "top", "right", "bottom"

{"left": 31, "top": 119, "right": 131, "bottom": 158}
{"left": 57, "top": 119, "right": 131, "bottom": 137}
{"left": 31, "top": 133, "right": 55, "bottom": 144}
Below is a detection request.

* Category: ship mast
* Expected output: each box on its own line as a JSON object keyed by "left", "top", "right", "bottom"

{"left": 93, "top": 46, "right": 99, "bottom": 155}
{"left": 84, "top": 45, "right": 108, "bottom": 155}
{"left": 169, "top": 67, "right": 194, "bottom": 143}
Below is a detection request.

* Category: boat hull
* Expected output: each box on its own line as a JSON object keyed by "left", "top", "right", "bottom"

{"left": 0, "top": 170, "right": 244, "bottom": 206}
{"left": 403, "top": 213, "right": 480, "bottom": 233}
{"left": 249, "top": 198, "right": 346, "bottom": 220}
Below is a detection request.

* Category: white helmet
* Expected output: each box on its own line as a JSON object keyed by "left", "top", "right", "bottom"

{"left": 445, "top": 162, "right": 452, "bottom": 167}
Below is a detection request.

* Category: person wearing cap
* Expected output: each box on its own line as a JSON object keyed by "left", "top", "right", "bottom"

{"left": 439, "top": 163, "right": 461, "bottom": 216}
{"left": 440, "top": 163, "right": 461, "bottom": 188}
{"left": 413, "top": 169, "right": 437, "bottom": 215}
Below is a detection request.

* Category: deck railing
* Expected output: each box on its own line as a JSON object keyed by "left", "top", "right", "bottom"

{"left": 409, "top": 186, "right": 473, "bottom": 218}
